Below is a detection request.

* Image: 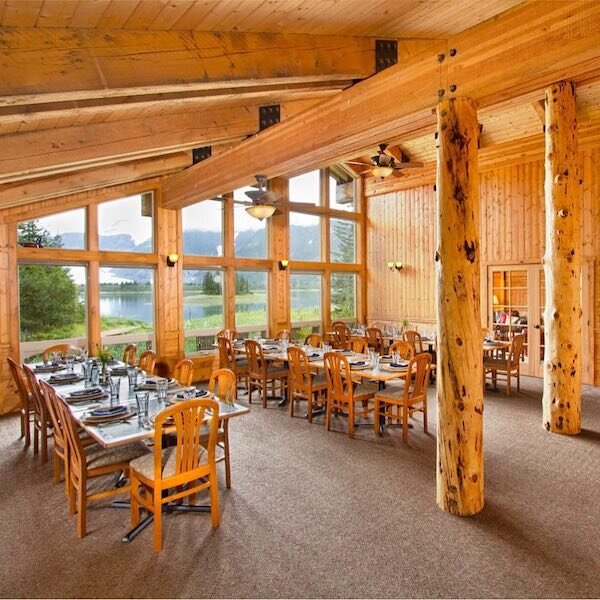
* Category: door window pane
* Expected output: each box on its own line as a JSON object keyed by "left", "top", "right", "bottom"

{"left": 235, "top": 270, "right": 268, "bottom": 337}
{"left": 182, "top": 200, "right": 223, "bottom": 256}
{"left": 234, "top": 187, "right": 267, "bottom": 258}
{"left": 330, "top": 218, "right": 356, "bottom": 263}
{"left": 18, "top": 209, "right": 86, "bottom": 250}
{"left": 98, "top": 194, "right": 153, "bottom": 253}
{"left": 290, "top": 272, "right": 321, "bottom": 339}
{"left": 183, "top": 269, "right": 224, "bottom": 352}
{"left": 331, "top": 272, "right": 357, "bottom": 320}
{"left": 19, "top": 264, "right": 87, "bottom": 362}
{"left": 290, "top": 212, "right": 321, "bottom": 261}
{"left": 289, "top": 170, "right": 320, "bottom": 204}
{"left": 100, "top": 266, "right": 154, "bottom": 356}
{"left": 329, "top": 169, "right": 356, "bottom": 211}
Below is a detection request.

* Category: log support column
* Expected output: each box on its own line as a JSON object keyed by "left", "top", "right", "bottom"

{"left": 542, "top": 81, "right": 582, "bottom": 434}
{"left": 435, "top": 97, "right": 484, "bottom": 516}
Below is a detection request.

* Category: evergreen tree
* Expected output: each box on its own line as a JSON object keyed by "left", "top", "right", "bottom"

{"left": 331, "top": 220, "right": 356, "bottom": 317}
{"left": 235, "top": 274, "right": 251, "bottom": 294}
{"left": 201, "top": 271, "right": 222, "bottom": 295}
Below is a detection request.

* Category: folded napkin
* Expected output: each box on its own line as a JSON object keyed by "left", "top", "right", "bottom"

{"left": 339, "top": 349, "right": 352, "bottom": 353}
{"left": 175, "top": 389, "right": 209, "bottom": 400}
{"left": 68, "top": 387, "right": 102, "bottom": 397}
{"left": 263, "top": 346, "right": 280, "bottom": 351}
{"left": 307, "top": 352, "right": 320, "bottom": 358}
{"left": 390, "top": 361, "right": 409, "bottom": 368}
{"left": 381, "top": 355, "right": 392, "bottom": 360}
{"left": 350, "top": 360, "right": 367, "bottom": 367}
{"left": 49, "top": 373, "right": 79, "bottom": 381}
{"left": 110, "top": 366, "right": 128, "bottom": 375}
{"left": 90, "top": 405, "right": 127, "bottom": 417}
{"left": 35, "top": 364, "right": 64, "bottom": 373}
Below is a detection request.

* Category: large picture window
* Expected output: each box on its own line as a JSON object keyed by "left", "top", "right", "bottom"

{"left": 182, "top": 200, "right": 223, "bottom": 256}
{"left": 289, "top": 170, "right": 320, "bottom": 204}
{"left": 330, "top": 218, "right": 356, "bottom": 263}
{"left": 99, "top": 266, "right": 154, "bottom": 356}
{"left": 98, "top": 194, "right": 153, "bottom": 253}
{"left": 290, "top": 272, "right": 321, "bottom": 339}
{"left": 330, "top": 272, "right": 357, "bottom": 321}
{"left": 18, "top": 209, "right": 86, "bottom": 250}
{"left": 234, "top": 187, "right": 267, "bottom": 258}
{"left": 290, "top": 212, "right": 321, "bottom": 261}
{"left": 329, "top": 169, "right": 356, "bottom": 211}
{"left": 183, "top": 268, "right": 225, "bottom": 352}
{"left": 235, "top": 270, "right": 268, "bottom": 338}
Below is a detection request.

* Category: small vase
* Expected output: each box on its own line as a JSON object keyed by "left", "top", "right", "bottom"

{"left": 100, "top": 364, "right": 108, "bottom": 385}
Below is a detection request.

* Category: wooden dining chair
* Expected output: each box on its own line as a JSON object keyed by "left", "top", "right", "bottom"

{"left": 389, "top": 340, "right": 415, "bottom": 360}
{"left": 217, "top": 328, "right": 238, "bottom": 341}
{"left": 332, "top": 322, "right": 351, "bottom": 349}
{"left": 42, "top": 343, "right": 80, "bottom": 363}
{"left": 244, "top": 339, "right": 289, "bottom": 408}
{"left": 287, "top": 346, "right": 327, "bottom": 423}
{"left": 22, "top": 364, "right": 52, "bottom": 463}
{"left": 349, "top": 336, "right": 369, "bottom": 355}
{"left": 53, "top": 395, "right": 150, "bottom": 539}
{"left": 129, "top": 398, "right": 220, "bottom": 552}
{"left": 403, "top": 330, "right": 424, "bottom": 355}
{"left": 138, "top": 350, "right": 156, "bottom": 375}
{"left": 7, "top": 357, "right": 33, "bottom": 447}
{"left": 483, "top": 333, "right": 526, "bottom": 396}
{"left": 275, "top": 329, "right": 290, "bottom": 340}
{"left": 122, "top": 344, "right": 137, "bottom": 366}
{"left": 217, "top": 337, "right": 248, "bottom": 398}
{"left": 303, "top": 332, "right": 322, "bottom": 347}
{"left": 374, "top": 353, "right": 432, "bottom": 443}
{"left": 365, "top": 327, "right": 385, "bottom": 354}
{"left": 171, "top": 358, "right": 194, "bottom": 386}
{"left": 207, "top": 368, "right": 236, "bottom": 488}
{"left": 323, "top": 352, "right": 377, "bottom": 438}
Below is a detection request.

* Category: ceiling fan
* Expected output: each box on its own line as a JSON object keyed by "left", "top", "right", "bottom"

{"left": 233, "top": 175, "right": 315, "bottom": 220}
{"left": 345, "top": 144, "right": 424, "bottom": 179}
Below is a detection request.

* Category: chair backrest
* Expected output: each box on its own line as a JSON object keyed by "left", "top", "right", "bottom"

{"left": 7, "top": 357, "right": 30, "bottom": 407}
{"left": 287, "top": 346, "right": 312, "bottom": 394}
{"left": 365, "top": 327, "right": 384, "bottom": 353}
{"left": 22, "top": 364, "right": 47, "bottom": 421}
{"left": 323, "top": 352, "right": 354, "bottom": 405}
{"left": 509, "top": 334, "right": 526, "bottom": 366}
{"left": 172, "top": 358, "right": 194, "bottom": 386}
{"left": 403, "top": 330, "right": 423, "bottom": 354}
{"left": 349, "top": 336, "right": 369, "bottom": 354}
{"left": 39, "top": 380, "right": 66, "bottom": 451}
{"left": 402, "top": 353, "right": 432, "bottom": 405}
{"left": 217, "top": 329, "right": 238, "bottom": 341}
{"left": 42, "top": 343, "right": 80, "bottom": 362}
{"left": 244, "top": 339, "right": 265, "bottom": 376}
{"left": 275, "top": 329, "right": 290, "bottom": 340}
{"left": 303, "top": 333, "right": 322, "bottom": 347}
{"left": 389, "top": 340, "right": 414, "bottom": 360}
{"left": 138, "top": 350, "right": 156, "bottom": 375}
{"left": 53, "top": 390, "right": 86, "bottom": 476}
{"left": 122, "top": 344, "right": 137, "bottom": 366}
{"left": 332, "top": 322, "right": 351, "bottom": 349}
{"left": 152, "top": 399, "right": 219, "bottom": 485}
{"left": 208, "top": 368, "right": 236, "bottom": 402}
{"left": 217, "top": 337, "right": 236, "bottom": 370}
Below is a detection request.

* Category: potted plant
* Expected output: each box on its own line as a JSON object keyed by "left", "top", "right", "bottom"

{"left": 97, "top": 346, "right": 113, "bottom": 384}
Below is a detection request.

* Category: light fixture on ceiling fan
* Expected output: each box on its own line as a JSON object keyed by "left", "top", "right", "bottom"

{"left": 345, "top": 144, "right": 424, "bottom": 179}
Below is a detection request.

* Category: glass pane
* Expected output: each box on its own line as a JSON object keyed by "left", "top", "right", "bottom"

{"left": 490, "top": 269, "right": 528, "bottom": 349}
{"left": 234, "top": 187, "right": 267, "bottom": 258}
{"left": 329, "top": 170, "right": 356, "bottom": 211}
{"left": 19, "top": 264, "right": 87, "bottom": 362}
{"left": 182, "top": 200, "right": 223, "bottom": 256}
{"left": 540, "top": 270, "right": 545, "bottom": 364}
{"left": 100, "top": 266, "right": 154, "bottom": 355}
{"left": 290, "top": 272, "right": 321, "bottom": 326}
{"left": 18, "top": 209, "right": 86, "bottom": 250}
{"left": 98, "top": 194, "right": 153, "bottom": 253}
{"left": 183, "top": 269, "right": 224, "bottom": 352}
{"left": 330, "top": 218, "right": 356, "bottom": 263}
{"left": 289, "top": 170, "right": 320, "bottom": 204}
{"left": 235, "top": 270, "right": 268, "bottom": 334}
{"left": 331, "top": 272, "right": 357, "bottom": 319}
{"left": 289, "top": 212, "right": 321, "bottom": 261}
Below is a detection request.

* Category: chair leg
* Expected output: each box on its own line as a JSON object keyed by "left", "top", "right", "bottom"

{"left": 373, "top": 398, "right": 380, "bottom": 434}
{"left": 402, "top": 407, "right": 409, "bottom": 443}
{"left": 517, "top": 368, "right": 520, "bottom": 393}
{"left": 33, "top": 422, "right": 39, "bottom": 455}
{"left": 307, "top": 393, "right": 313, "bottom": 424}
{"left": 348, "top": 403, "right": 355, "bottom": 439}
{"left": 40, "top": 421, "right": 48, "bottom": 464}
{"left": 209, "top": 467, "right": 220, "bottom": 529}
{"left": 423, "top": 400, "right": 428, "bottom": 434}
{"left": 506, "top": 371, "right": 511, "bottom": 396}
{"left": 130, "top": 475, "right": 140, "bottom": 526}
{"left": 152, "top": 490, "right": 163, "bottom": 553}
{"left": 76, "top": 485, "right": 87, "bottom": 538}
{"left": 325, "top": 398, "right": 332, "bottom": 432}
{"left": 53, "top": 452, "right": 61, "bottom": 484}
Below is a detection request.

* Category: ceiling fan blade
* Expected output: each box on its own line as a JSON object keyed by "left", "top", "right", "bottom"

{"left": 232, "top": 199, "right": 253, "bottom": 206}
{"left": 391, "top": 170, "right": 405, "bottom": 178}
{"left": 344, "top": 160, "right": 370, "bottom": 166}
{"left": 393, "top": 162, "right": 425, "bottom": 169}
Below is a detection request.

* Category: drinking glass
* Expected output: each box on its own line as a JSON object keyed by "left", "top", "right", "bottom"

{"left": 51, "top": 352, "right": 60, "bottom": 366}
{"left": 156, "top": 378, "right": 169, "bottom": 405}
{"left": 80, "top": 347, "right": 89, "bottom": 361}
{"left": 127, "top": 366, "right": 138, "bottom": 389}
{"left": 90, "top": 363, "right": 99, "bottom": 386}
{"left": 135, "top": 392, "right": 149, "bottom": 425}
{"left": 65, "top": 355, "right": 75, "bottom": 374}
{"left": 108, "top": 376, "right": 120, "bottom": 406}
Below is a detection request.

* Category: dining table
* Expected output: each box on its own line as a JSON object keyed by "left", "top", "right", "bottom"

{"left": 38, "top": 360, "right": 250, "bottom": 542}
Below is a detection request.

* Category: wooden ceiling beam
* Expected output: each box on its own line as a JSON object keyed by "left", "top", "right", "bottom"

{"left": 0, "top": 153, "right": 191, "bottom": 210}
{"left": 0, "top": 28, "right": 376, "bottom": 105}
{"left": 162, "top": 1, "right": 600, "bottom": 209}
{"left": 0, "top": 98, "right": 320, "bottom": 183}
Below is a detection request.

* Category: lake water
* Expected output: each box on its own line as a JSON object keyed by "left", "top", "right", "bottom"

{"left": 100, "top": 290, "right": 321, "bottom": 323}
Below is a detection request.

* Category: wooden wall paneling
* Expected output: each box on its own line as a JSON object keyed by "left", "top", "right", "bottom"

{"left": 0, "top": 219, "right": 19, "bottom": 414}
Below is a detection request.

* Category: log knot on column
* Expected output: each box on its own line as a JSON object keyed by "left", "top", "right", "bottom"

{"left": 463, "top": 240, "right": 476, "bottom": 263}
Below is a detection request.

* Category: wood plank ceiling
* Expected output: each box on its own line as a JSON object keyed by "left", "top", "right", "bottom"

{"left": 2, "top": 0, "right": 599, "bottom": 209}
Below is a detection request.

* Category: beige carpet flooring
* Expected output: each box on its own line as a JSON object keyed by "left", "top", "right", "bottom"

{"left": 0, "top": 376, "right": 599, "bottom": 599}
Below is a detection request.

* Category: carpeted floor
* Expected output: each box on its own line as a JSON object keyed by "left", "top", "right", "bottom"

{"left": 0, "top": 376, "right": 599, "bottom": 599}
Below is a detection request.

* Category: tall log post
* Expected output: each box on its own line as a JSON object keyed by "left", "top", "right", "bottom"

{"left": 542, "top": 81, "right": 582, "bottom": 434}
{"left": 436, "top": 97, "right": 484, "bottom": 516}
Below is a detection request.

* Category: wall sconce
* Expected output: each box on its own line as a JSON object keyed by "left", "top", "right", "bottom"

{"left": 166, "top": 253, "right": 180, "bottom": 267}
{"left": 387, "top": 261, "right": 403, "bottom": 271}
{"left": 278, "top": 259, "right": 289, "bottom": 271}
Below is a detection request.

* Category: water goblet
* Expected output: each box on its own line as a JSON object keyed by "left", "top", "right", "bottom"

{"left": 156, "top": 378, "right": 169, "bottom": 405}
{"left": 65, "top": 355, "right": 75, "bottom": 374}
{"left": 127, "top": 366, "right": 138, "bottom": 389}
{"left": 135, "top": 391, "right": 149, "bottom": 425}
{"left": 108, "top": 376, "right": 120, "bottom": 407}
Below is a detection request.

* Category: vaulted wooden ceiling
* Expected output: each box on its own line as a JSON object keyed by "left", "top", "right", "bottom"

{"left": 0, "top": 0, "right": 598, "bottom": 210}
